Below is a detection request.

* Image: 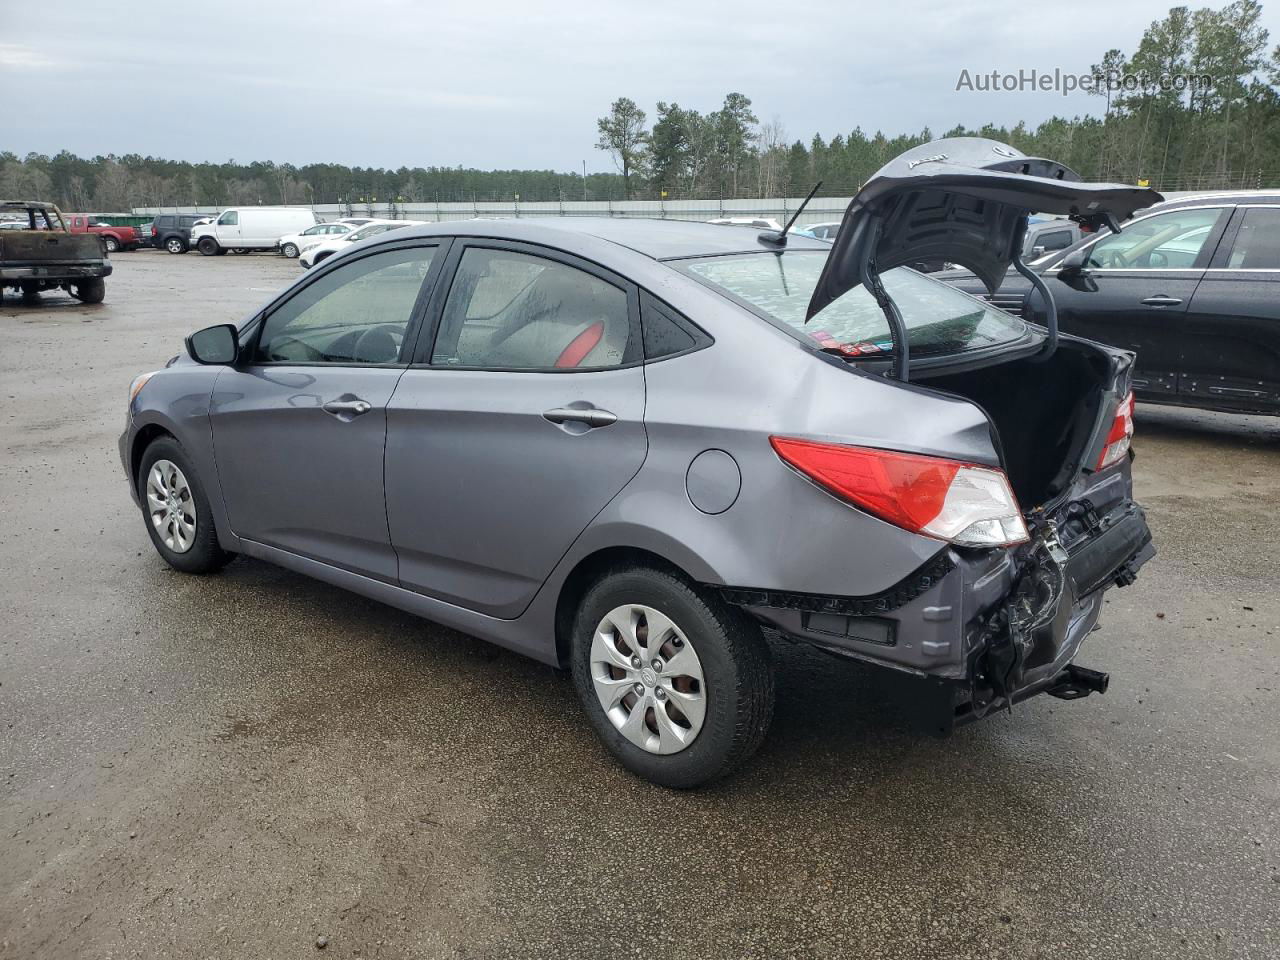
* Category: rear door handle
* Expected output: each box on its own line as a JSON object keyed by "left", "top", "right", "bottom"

{"left": 1140, "top": 296, "right": 1183, "bottom": 307}
{"left": 322, "top": 398, "right": 372, "bottom": 418}
{"left": 542, "top": 406, "right": 617, "bottom": 428}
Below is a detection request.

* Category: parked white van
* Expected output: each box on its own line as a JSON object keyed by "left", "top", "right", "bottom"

{"left": 192, "top": 208, "right": 318, "bottom": 256}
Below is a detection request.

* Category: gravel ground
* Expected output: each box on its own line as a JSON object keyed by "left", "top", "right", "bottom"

{"left": 1, "top": 250, "right": 1277, "bottom": 959}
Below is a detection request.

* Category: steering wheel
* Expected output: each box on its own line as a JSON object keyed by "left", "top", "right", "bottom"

{"left": 352, "top": 325, "right": 403, "bottom": 364}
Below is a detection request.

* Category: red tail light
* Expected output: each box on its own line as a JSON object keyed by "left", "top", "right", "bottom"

{"left": 1096, "top": 391, "right": 1134, "bottom": 470}
{"left": 769, "top": 436, "right": 1029, "bottom": 547}
{"left": 150, "top": 225, "right": 157, "bottom": 236}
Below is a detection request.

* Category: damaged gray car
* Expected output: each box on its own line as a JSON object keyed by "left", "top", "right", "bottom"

{"left": 120, "top": 138, "right": 1157, "bottom": 788}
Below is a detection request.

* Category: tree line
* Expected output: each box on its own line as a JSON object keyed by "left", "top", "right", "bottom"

{"left": 2, "top": 0, "right": 1277, "bottom": 212}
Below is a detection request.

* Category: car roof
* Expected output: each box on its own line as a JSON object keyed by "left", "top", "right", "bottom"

{"left": 1151, "top": 190, "right": 1280, "bottom": 209}
{"left": 385, "top": 217, "right": 831, "bottom": 260}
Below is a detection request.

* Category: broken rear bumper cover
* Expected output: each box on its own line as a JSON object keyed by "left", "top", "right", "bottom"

{"left": 720, "top": 499, "right": 1154, "bottom": 734}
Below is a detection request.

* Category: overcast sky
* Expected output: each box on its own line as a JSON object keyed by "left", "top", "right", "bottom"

{"left": 4, "top": 0, "right": 1276, "bottom": 173}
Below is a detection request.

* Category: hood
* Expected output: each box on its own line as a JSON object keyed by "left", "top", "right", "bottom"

{"left": 805, "top": 137, "right": 1163, "bottom": 319}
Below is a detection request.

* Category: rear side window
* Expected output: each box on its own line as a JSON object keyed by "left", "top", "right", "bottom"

{"left": 431, "top": 247, "right": 634, "bottom": 370}
{"left": 1225, "top": 207, "right": 1280, "bottom": 268}
{"left": 641, "top": 293, "right": 710, "bottom": 360}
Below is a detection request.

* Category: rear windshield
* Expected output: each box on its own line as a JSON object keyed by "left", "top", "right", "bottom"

{"left": 680, "top": 251, "right": 1026, "bottom": 358}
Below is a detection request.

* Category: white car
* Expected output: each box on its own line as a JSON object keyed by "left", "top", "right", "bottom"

{"left": 298, "top": 220, "right": 427, "bottom": 269}
{"left": 706, "top": 217, "right": 784, "bottom": 231}
{"left": 277, "top": 222, "right": 357, "bottom": 258}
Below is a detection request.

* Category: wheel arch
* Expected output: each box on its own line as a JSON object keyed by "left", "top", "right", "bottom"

{"left": 130, "top": 422, "right": 178, "bottom": 493}
{"left": 552, "top": 545, "right": 704, "bottom": 670}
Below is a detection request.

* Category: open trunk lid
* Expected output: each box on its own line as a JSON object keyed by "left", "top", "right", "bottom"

{"left": 805, "top": 138, "right": 1162, "bottom": 335}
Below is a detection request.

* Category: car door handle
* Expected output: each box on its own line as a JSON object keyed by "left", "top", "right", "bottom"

{"left": 322, "top": 398, "right": 372, "bottom": 418}
{"left": 542, "top": 406, "right": 618, "bottom": 428}
{"left": 1140, "top": 296, "right": 1183, "bottom": 307}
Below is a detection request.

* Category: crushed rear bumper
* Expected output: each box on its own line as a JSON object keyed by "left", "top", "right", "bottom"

{"left": 723, "top": 498, "right": 1154, "bottom": 734}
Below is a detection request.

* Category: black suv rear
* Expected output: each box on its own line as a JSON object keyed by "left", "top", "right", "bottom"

{"left": 151, "top": 214, "right": 211, "bottom": 254}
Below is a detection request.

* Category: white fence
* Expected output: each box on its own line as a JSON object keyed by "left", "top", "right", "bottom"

{"left": 131, "top": 197, "right": 855, "bottom": 230}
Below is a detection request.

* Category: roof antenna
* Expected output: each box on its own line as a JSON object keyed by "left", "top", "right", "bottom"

{"left": 758, "top": 181, "right": 823, "bottom": 248}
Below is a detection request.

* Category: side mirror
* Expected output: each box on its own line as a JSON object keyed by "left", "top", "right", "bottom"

{"left": 186, "top": 324, "right": 239, "bottom": 365}
{"left": 1031, "top": 244, "right": 1046, "bottom": 258}
{"left": 1057, "top": 248, "right": 1090, "bottom": 276}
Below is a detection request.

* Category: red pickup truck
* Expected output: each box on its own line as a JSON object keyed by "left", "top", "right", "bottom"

{"left": 64, "top": 214, "right": 143, "bottom": 253}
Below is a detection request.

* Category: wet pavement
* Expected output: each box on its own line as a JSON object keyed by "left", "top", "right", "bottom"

{"left": 1, "top": 251, "right": 1277, "bottom": 959}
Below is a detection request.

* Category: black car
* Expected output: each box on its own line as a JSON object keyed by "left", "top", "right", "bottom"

{"left": 938, "top": 192, "right": 1280, "bottom": 415}
{"left": 150, "top": 213, "right": 213, "bottom": 254}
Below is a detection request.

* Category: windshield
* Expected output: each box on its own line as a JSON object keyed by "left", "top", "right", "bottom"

{"left": 681, "top": 252, "right": 1027, "bottom": 358}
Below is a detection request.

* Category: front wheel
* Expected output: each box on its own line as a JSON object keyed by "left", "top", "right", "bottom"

{"left": 72, "top": 278, "right": 105, "bottom": 303}
{"left": 570, "top": 566, "right": 774, "bottom": 788}
{"left": 165, "top": 237, "right": 186, "bottom": 254}
{"left": 137, "top": 438, "right": 233, "bottom": 575}
{"left": 281, "top": 242, "right": 299, "bottom": 258}
{"left": 102, "top": 236, "right": 119, "bottom": 253}
{"left": 197, "top": 237, "right": 219, "bottom": 256}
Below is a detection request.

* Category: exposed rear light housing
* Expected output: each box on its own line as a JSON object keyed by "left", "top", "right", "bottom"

{"left": 769, "top": 436, "right": 1029, "bottom": 548}
{"left": 1096, "top": 391, "right": 1134, "bottom": 470}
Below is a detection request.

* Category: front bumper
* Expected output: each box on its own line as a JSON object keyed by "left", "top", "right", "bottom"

{"left": 0, "top": 262, "right": 113, "bottom": 281}
{"left": 725, "top": 498, "right": 1154, "bottom": 733}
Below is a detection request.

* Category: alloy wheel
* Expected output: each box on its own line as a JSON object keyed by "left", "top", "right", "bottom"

{"left": 146, "top": 459, "right": 197, "bottom": 553}
{"left": 589, "top": 603, "right": 707, "bottom": 755}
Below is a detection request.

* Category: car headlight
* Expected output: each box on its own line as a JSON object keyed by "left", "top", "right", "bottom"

{"left": 129, "top": 371, "right": 157, "bottom": 405}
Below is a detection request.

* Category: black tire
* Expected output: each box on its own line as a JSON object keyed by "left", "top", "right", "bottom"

{"left": 72, "top": 278, "right": 106, "bottom": 303}
{"left": 281, "top": 242, "right": 299, "bottom": 258}
{"left": 313, "top": 251, "right": 331, "bottom": 265}
{"left": 20, "top": 281, "right": 40, "bottom": 304}
{"left": 231, "top": 248, "right": 248, "bottom": 255}
{"left": 137, "top": 437, "right": 233, "bottom": 575}
{"left": 197, "top": 237, "right": 220, "bottom": 256}
{"left": 165, "top": 237, "right": 186, "bottom": 254}
{"left": 103, "top": 236, "right": 119, "bottom": 253}
{"left": 570, "top": 565, "right": 774, "bottom": 789}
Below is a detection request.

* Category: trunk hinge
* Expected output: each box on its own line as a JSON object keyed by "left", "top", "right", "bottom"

{"left": 864, "top": 215, "right": 911, "bottom": 382}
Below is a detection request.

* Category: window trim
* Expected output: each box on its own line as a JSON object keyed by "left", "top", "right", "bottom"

{"left": 242, "top": 238, "right": 450, "bottom": 369}
{"left": 409, "top": 238, "right": 644, "bottom": 373}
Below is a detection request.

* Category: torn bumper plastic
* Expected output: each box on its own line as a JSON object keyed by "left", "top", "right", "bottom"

{"left": 724, "top": 497, "right": 1154, "bottom": 735}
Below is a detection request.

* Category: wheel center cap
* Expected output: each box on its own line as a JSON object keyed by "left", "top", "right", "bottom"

{"left": 640, "top": 667, "right": 657, "bottom": 687}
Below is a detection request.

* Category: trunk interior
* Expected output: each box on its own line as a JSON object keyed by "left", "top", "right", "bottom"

{"left": 918, "top": 342, "right": 1110, "bottom": 511}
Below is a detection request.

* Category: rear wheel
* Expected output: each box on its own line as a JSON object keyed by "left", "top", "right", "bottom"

{"left": 138, "top": 438, "right": 232, "bottom": 575}
{"left": 72, "top": 278, "right": 105, "bottom": 303}
{"left": 165, "top": 237, "right": 186, "bottom": 254}
{"left": 197, "top": 237, "right": 219, "bottom": 256}
{"left": 570, "top": 566, "right": 774, "bottom": 788}
{"left": 102, "top": 236, "right": 119, "bottom": 253}
{"left": 281, "top": 242, "right": 299, "bottom": 258}
{"left": 232, "top": 248, "right": 248, "bottom": 255}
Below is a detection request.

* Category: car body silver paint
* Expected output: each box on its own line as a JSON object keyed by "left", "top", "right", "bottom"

{"left": 120, "top": 216, "right": 1126, "bottom": 676}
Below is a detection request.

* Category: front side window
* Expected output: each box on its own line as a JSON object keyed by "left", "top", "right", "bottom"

{"left": 301, "top": 224, "right": 326, "bottom": 236}
{"left": 1084, "top": 207, "right": 1222, "bottom": 269}
{"left": 431, "top": 248, "right": 633, "bottom": 369}
{"left": 1225, "top": 207, "right": 1280, "bottom": 268}
{"left": 254, "top": 246, "right": 436, "bottom": 365}
{"left": 681, "top": 251, "right": 1026, "bottom": 359}
{"left": 219, "top": 210, "right": 239, "bottom": 226}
